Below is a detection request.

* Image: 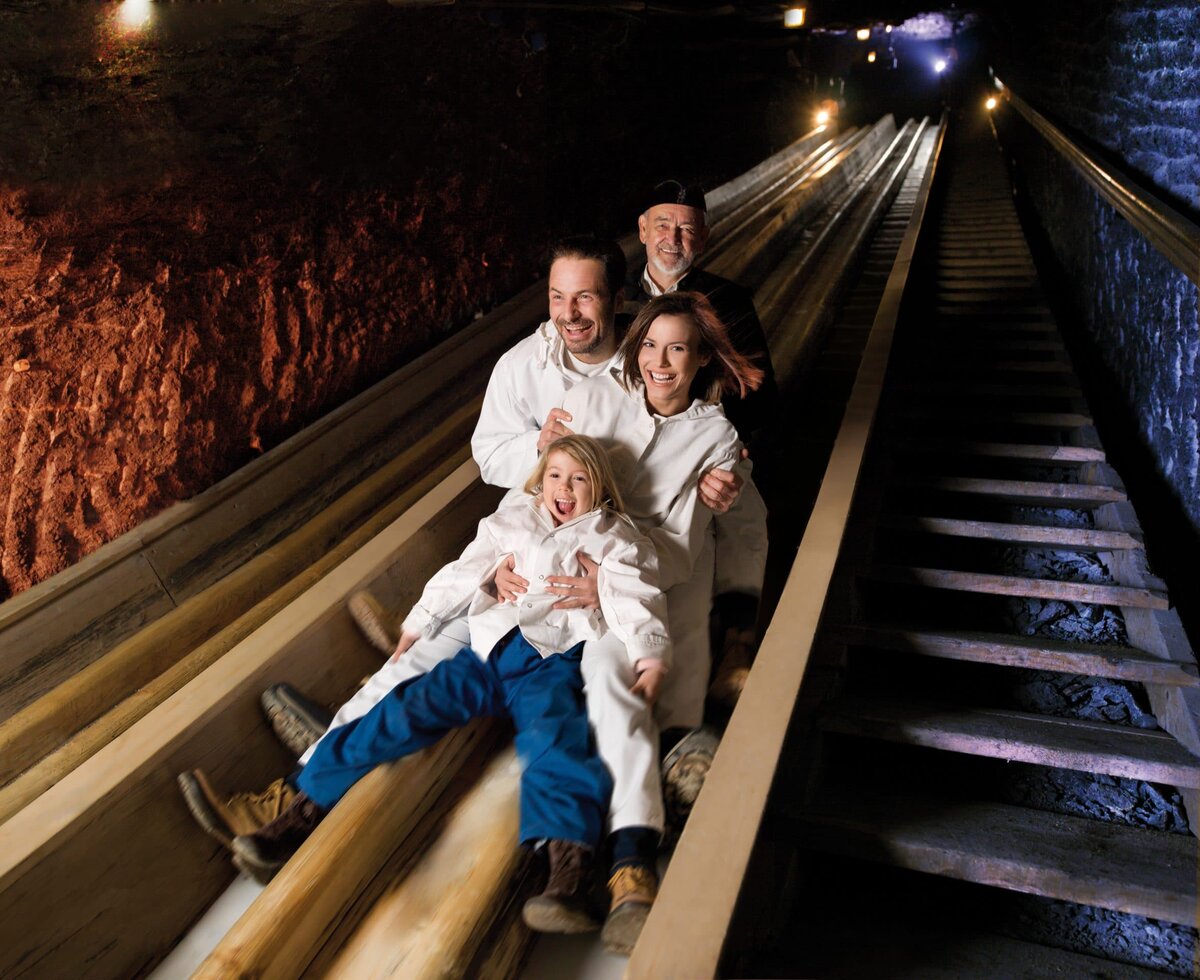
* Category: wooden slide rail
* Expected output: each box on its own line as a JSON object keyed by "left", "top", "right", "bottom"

{"left": 627, "top": 117, "right": 947, "bottom": 979}
{"left": 0, "top": 125, "right": 924, "bottom": 979}
{"left": 996, "top": 79, "right": 1200, "bottom": 286}
{"left": 0, "top": 460, "right": 500, "bottom": 978}
{"left": 188, "top": 119, "right": 938, "bottom": 977}
{"left": 0, "top": 125, "right": 857, "bottom": 807}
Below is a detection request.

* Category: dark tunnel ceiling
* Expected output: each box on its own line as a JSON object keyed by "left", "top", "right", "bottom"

{"left": 384, "top": 1, "right": 977, "bottom": 35}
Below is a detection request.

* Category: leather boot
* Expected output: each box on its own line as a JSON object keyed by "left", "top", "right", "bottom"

{"left": 348, "top": 590, "right": 399, "bottom": 656}
{"left": 177, "top": 769, "right": 297, "bottom": 850}
{"left": 231, "top": 791, "right": 325, "bottom": 882}
{"left": 601, "top": 862, "right": 658, "bottom": 955}
{"left": 260, "top": 682, "right": 333, "bottom": 756}
{"left": 661, "top": 725, "right": 720, "bottom": 847}
{"left": 707, "top": 627, "right": 756, "bottom": 707}
{"left": 522, "top": 840, "right": 603, "bottom": 934}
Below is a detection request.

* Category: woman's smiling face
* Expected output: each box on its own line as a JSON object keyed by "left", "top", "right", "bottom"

{"left": 637, "top": 313, "right": 709, "bottom": 416}
{"left": 541, "top": 449, "right": 595, "bottom": 524}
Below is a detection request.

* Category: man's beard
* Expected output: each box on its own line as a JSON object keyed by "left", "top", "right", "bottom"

{"left": 555, "top": 316, "right": 605, "bottom": 356}
{"left": 649, "top": 247, "right": 693, "bottom": 280}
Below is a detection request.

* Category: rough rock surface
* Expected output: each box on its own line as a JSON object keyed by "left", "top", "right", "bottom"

{"left": 0, "top": 3, "right": 803, "bottom": 598}
{"left": 989, "top": 0, "right": 1200, "bottom": 541}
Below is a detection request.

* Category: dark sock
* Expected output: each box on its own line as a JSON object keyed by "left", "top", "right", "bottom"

{"left": 660, "top": 726, "right": 691, "bottom": 759}
{"left": 713, "top": 591, "right": 759, "bottom": 634}
{"left": 608, "top": 826, "right": 660, "bottom": 873}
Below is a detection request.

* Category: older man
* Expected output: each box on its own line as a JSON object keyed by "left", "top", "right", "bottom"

{"left": 628, "top": 179, "right": 776, "bottom": 710}
{"left": 629, "top": 179, "right": 777, "bottom": 442}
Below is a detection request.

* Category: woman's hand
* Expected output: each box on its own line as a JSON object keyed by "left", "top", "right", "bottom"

{"left": 536, "top": 408, "right": 574, "bottom": 454}
{"left": 547, "top": 552, "right": 600, "bottom": 610}
{"left": 630, "top": 662, "right": 666, "bottom": 705}
{"left": 493, "top": 556, "right": 529, "bottom": 603}
{"left": 389, "top": 629, "right": 420, "bottom": 664}
{"left": 699, "top": 449, "right": 749, "bottom": 513}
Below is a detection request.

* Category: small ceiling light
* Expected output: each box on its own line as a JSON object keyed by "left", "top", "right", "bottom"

{"left": 985, "top": 96, "right": 998, "bottom": 110}
{"left": 885, "top": 24, "right": 893, "bottom": 33}
{"left": 116, "top": 0, "right": 152, "bottom": 31}
{"left": 934, "top": 58, "right": 948, "bottom": 74}
{"left": 783, "top": 7, "right": 805, "bottom": 28}
{"left": 867, "top": 51, "right": 877, "bottom": 63}
{"left": 856, "top": 27, "right": 871, "bottom": 41}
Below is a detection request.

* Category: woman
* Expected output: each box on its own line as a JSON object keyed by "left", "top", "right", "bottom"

{"left": 537, "top": 290, "right": 765, "bottom": 951}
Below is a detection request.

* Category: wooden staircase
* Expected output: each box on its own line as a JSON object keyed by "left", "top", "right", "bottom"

{"left": 788, "top": 123, "right": 1199, "bottom": 970}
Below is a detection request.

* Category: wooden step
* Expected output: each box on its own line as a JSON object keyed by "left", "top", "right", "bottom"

{"left": 984, "top": 361, "right": 1076, "bottom": 374}
{"left": 879, "top": 516, "right": 1143, "bottom": 551}
{"left": 794, "top": 792, "right": 1198, "bottom": 926}
{"left": 829, "top": 624, "right": 1200, "bottom": 686}
{"left": 895, "top": 409, "right": 1093, "bottom": 428}
{"left": 865, "top": 565, "right": 1170, "bottom": 610}
{"left": 937, "top": 276, "right": 1039, "bottom": 286}
{"left": 895, "top": 476, "right": 1126, "bottom": 506}
{"left": 925, "top": 320, "right": 1058, "bottom": 334}
{"left": 893, "top": 441, "right": 1105, "bottom": 463}
{"left": 934, "top": 292, "right": 1045, "bottom": 305}
{"left": 820, "top": 697, "right": 1200, "bottom": 787}
{"left": 909, "top": 337, "right": 1066, "bottom": 353}
{"left": 893, "top": 382, "right": 1083, "bottom": 398}
{"left": 934, "top": 309, "right": 1053, "bottom": 321}
{"left": 793, "top": 921, "right": 1180, "bottom": 980}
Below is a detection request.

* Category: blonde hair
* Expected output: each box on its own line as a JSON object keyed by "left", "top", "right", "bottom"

{"left": 524, "top": 434, "right": 626, "bottom": 515}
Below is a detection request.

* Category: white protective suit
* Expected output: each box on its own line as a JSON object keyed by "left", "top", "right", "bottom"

{"left": 300, "top": 495, "right": 670, "bottom": 768}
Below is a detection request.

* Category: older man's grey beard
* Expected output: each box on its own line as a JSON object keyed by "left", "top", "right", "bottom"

{"left": 555, "top": 316, "right": 605, "bottom": 354}
{"left": 649, "top": 247, "right": 693, "bottom": 279}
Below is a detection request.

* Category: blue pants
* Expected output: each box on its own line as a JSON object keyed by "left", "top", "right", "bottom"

{"left": 296, "top": 630, "right": 613, "bottom": 848}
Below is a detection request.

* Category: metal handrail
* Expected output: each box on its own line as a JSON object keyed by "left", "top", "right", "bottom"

{"left": 998, "top": 78, "right": 1200, "bottom": 286}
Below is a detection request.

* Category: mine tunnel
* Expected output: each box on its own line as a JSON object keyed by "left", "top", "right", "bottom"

{"left": 0, "top": 1, "right": 1197, "bottom": 977}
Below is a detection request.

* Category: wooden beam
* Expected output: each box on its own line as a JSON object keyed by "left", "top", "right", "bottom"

{"left": 829, "top": 625, "right": 1198, "bottom": 686}
{"left": 627, "top": 118, "right": 946, "bottom": 980}
{"left": 796, "top": 792, "right": 1198, "bottom": 926}
{"left": 0, "top": 462, "right": 485, "bottom": 979}
{"left": 195, "top": 725, "right": 503, "bottom": 980}
{"left": 0, "top": 405, "right": 476, "bottom": 792}
{"left": 322, "top": 749, "right": 522, "bottom": 979}
{"left": 0, "top": 447, "right": 474, "bottom": 822}
{"left": 866, "top": 565, "right": 1170, "bottom": 609}
{"left": 878, "top": 516, "right": 1142, "bottom": 551}
{"left": 820, "top": 697, "right": 1200, "bottom": 787}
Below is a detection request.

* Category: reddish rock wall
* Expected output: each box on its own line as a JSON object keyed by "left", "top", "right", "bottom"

{"left": 0, "top": 3, "right": 806, "bottom": 598}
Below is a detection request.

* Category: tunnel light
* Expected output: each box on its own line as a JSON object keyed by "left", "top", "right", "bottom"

{"left": 816, "top": 109, "right": 830, "bottom": 125}
{"left": 934, "top": 58, "right": 948, "bottom": 74}
{"left": 985, "top": 97, "right": 998, "bottom": 110}
{"left": 856, "top": 27, "right": 871, "bottom": 41}
{"left": 783, "top": 7, "right": 805, "bottom": 28}
{"left": 885, "top": 24, "right": 893, "bottom": 33}
{"left": 116, "top": 0, "right": 152, "bottom": 31}
{"left": 867, "top": 51, "right": 877, "bottom": 63}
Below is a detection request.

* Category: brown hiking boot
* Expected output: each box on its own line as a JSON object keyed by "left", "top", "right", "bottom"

{"left": 348, "top": 590, "right": 398, "bottom": 656}
{"left": 521, "top": 840, "right": 603, "bottom": 934}
{"left": 661, "top": 725, "right": 720, "bottom": 847}
{"left": 707, "top": 627, "right": 757, "bottom": 707}
{"left": 601, "top": 862, "right": 658, "bottom": 955}
{"left": 230, "top": 791, "right": 325, "bottom": 882}
{"left": 260, "top": 682, "right": 333, "bottom": 757}
{"left": 177, "top": 769, "right": 297, "bottom": 851}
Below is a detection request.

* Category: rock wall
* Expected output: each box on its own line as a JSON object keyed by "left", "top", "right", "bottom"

{"left": 987, "top": 0, "right": 1200, "bottom": 538}
{"left": 0, "top": 2, "right": 806, "bottom": 598}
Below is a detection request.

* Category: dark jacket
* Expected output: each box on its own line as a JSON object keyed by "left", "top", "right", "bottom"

{"left": 624, "top": 265, "right": 778, "bottom": 442}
